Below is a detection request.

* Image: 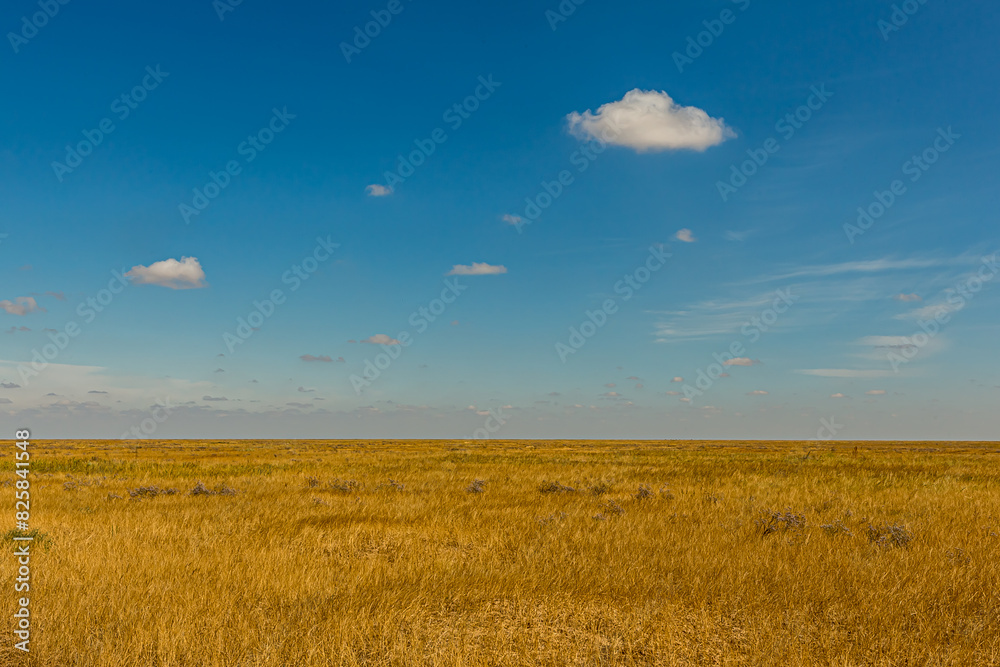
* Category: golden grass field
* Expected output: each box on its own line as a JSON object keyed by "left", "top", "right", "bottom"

{"left": 2, "top": 439, "right": 1000, "bottom": 666}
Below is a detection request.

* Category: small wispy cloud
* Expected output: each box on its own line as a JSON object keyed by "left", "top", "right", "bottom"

{"left": 501, "top": 214, "right": 522, "bottom": 226}
{"left": 866, "top": 390, "right": 887, "bottom": 395}
{"left": 366, "top": 184, "right": 392, "bottom": 197}
{"left": 893, "top": 293, "right": 921, "bottom": 302}
{"left": 674, "top": 228, "right": 696, "bottom": 243}
{"left": 300, "top": 354, "right": 333, "bottom": 363}
{"left": 796, "top": 369, "right": 895, "bottom": 378}
{"left": 747, "top": 390, "right": 768, "bottom": 396}
{"left": 447, "top": 262, "right": 507, "bottom": 276}
{"left": 0, "top": 297, "right": 43, "bottom": 316}
{"left": 361, "top": 334, "right": 401, "bottom": 345}
{"left": 724, "top": 357, "right": 760, "bottom": 367}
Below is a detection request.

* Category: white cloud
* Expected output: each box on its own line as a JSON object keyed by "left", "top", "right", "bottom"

{"left": 447, "top": 262, "right": 507, "bottom": 276}
{"left": 365, "top": 184, "right": 392, "bottom": 197}
{"left": 671, "top": 376, "right": 683, "bottom": 382}
{"left": 830, "top": 393, "right": 848, "bottom": 398}
{"left": 674, "top": 228, "right": 696, "bottom": 243}
{"left": 361, "top": 334, "right": 401, "bottom": 345}
{"left": 125, "top": 257, "right": 207, "bottom": 289}
{"left": 501, "top": 214, "right": 522, "bottom": 226}
{"left": 796, "top": 369, "right": 894, "bottom": 378}
{"left": 893, "top": 293, "right": 922, "bottom": 302}
{"left": 724, "top": 357, "right": 760, "bottom": 367}
{"left": 0, "top": 297, "right": 42, "bottom": 316}
{"left": 566, "top": 89, "right": 734, "bottom": 152}
{"left": 894, "top": 302, "right": 956, "bottom": 321}
{"left": 866, "top": 390, "right": 887, "bottom": 395}
{"left": 751, "top": 257, "right": 949, "bottom": 284}
{"left": 747, "top": 390, "right": 768, "bottom": 396}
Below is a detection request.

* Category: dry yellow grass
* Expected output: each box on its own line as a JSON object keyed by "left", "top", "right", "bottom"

{"left": 2, "top": 439, "right": 1000, "bottom": 666}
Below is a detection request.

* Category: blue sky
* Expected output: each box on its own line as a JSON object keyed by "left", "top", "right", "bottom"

{"left": 1, "top": 0, "right": 998, "bottom": 439}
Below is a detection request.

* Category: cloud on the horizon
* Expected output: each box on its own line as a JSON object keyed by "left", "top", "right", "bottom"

{"left": 125, "top": 257, "right": 207, "bottom": 289}
{"left": 566, "top": 89, "right": 734, "bottom": 152}
{"left": 796, "top": 369, "right": 894, "bottom": 378}
{"left": 447, "top": 262, "right": 507, "bottom": 276}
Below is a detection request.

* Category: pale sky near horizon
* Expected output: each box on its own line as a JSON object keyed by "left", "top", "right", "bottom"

{"left": 1, "top": 0, "right": 998, "bottom": 440}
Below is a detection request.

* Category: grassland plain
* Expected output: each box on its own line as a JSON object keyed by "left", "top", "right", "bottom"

{"left": 1, "top": 439, "right": 999, "bottom": 667}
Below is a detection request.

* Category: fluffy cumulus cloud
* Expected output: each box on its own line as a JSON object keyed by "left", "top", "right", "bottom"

{"left": 125, "top": 257, "right": 207, "bottom": 289}
{"left": 0, "top": 296, "right": 43, "bottom": 316}
{"left": 566, "top": 89, "right": 734, "bottom": 152}
{"left": 365, "top": 184, "right": 392, "bottom": 197}
{"left": 674, "top": 228, "right": 697, "bottom": 243}
{"left": 361, "top": 334, "right": 401, "bottom": 345}
{"left": 447, "top": 262, "right": 507, "bottom": 276}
